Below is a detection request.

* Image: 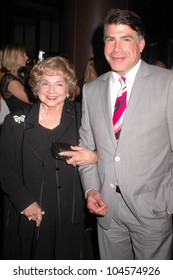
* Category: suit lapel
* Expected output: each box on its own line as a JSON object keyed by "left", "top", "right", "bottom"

{"left": 57, "top": 100, "right": 77, "bottom": 142}
{"left": 118, "top": 61, "right": 150, "bottom": 140}
{"left": 24, "top": 102, "right": 43, "bottom": 160}
{"left": 100, "top": 72, "right": 118, "bottom": 148}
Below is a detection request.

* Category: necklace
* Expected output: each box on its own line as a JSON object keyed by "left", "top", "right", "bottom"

{"left": 40, "top": 103, "right": 61, "bottom": 124}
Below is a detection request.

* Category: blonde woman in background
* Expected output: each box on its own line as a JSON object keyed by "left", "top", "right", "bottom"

{"left": 0, "top": 46, "right": 3, "bottom": 80}
{"left": 0, "top": 43, "right": 36, "bottom": 113}
{"left": 0, "top": 46, "right": 10, "bottom": 129}
{"left": 83, "top": 57, "right": 98, "bottom": 83}
{"left": 75, "top": 57, "right": 99, "bottom": 103}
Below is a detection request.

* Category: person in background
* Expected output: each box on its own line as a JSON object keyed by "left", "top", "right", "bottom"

{"left": 83, "top": 57, "right": 98, "bottom": 84}
{"left": 78, "top": 8, "right": 173, "bottom": 260}
{"left": 0, "top": 56, "right": 97, "bottom": 260}
{"left": 0, "top": 45, "right": 8, "bottom": 259}
{"left": 0, "top": 43, "right": 36, "bottom": 113}
{"left": 0, "top": 45, "right": 10, "bottom": 130}
{"left": 75, "top": 57, "right": 99, "bottom": 103}
{"left": 0, "top": 46, "right": 4, "bottom": 80}
{"left": 23, "top": 55, "right": 36, "bottom": 83}
{"left": 154, "top": 59, "right": 166, "bottom": 68}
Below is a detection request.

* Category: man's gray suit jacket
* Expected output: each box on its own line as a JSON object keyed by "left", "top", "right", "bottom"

{"left": 79, "top": 60, "right": 173, "bottom": 230}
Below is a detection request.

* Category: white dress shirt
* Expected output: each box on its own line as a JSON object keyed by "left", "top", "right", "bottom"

{"left": 110, "top": 59, "right": 141, "bottom": 116}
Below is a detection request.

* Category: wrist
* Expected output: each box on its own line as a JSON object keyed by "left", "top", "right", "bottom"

{"left": 85, "top": 189, "right": 97, "bottom": 199}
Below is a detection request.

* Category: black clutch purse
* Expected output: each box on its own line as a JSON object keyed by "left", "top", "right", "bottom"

{"left": 51, "top": 141, "right": 73, "bottom": 160}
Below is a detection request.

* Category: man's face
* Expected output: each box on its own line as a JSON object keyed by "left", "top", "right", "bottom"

{"left": 104, "top": 24, "right": 145, "bottom": 76}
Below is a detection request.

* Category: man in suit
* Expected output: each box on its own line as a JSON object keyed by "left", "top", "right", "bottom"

{"left": 78, "top": 8, "right": 173, "bottom": 259}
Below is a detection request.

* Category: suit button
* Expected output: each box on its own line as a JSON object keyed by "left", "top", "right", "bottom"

{"left": 110, "top": 183, "right": 114, "bottom": 188}
{"left": 115, "top": 156, "right": 120, "bottom": 161}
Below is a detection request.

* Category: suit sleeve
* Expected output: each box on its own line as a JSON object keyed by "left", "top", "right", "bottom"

{"left": 0, "top": 114, "right": 36, "bottom": 212}
{"left": 78, "top": 83, "right": 100, "bottom": 193}
{"left": 167, "top": 77, "right": 173, "bottom": 149}
{"left": 167, "top": 75, "right": 173, "bottom": 214}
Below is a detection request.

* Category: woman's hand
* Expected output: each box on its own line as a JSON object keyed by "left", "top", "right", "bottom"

{"left": 59, "top": 146, "right": 97, "bottom": 166}
{"left": 21, "top": 202, "right": 45, "bottom": 227}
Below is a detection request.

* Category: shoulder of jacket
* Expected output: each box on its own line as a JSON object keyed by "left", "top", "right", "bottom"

{"left": 5, "top": 105, "right": 31, "bottom": 125}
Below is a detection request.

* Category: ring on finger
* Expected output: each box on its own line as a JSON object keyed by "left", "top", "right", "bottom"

{"left": 28, "top": 217, "right": 32, "bottom": 221}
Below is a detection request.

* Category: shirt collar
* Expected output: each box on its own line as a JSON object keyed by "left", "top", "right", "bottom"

{"left": 111, "top": 59, "right": 141, "bottom": 83}
{"left": 126, "top": 60, "right": 141, "bottom": 83}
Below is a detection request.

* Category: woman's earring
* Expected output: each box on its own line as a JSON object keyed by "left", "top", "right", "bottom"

{"left": 66, "top": 93, "right": 69, "bottom": 98}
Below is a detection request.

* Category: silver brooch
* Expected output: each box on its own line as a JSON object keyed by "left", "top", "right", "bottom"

{"left": 13, "top": 115, "right": 25, "bottom": 123}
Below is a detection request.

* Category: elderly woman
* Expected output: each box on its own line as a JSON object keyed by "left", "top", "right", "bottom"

{"left": 0, "top": 56, "right": 97, "bottom": 260}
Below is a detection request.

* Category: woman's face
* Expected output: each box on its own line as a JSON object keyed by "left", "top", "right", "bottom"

{"left": 38, "top": 73, "right": 68, "bottom": 108}
{"left": 17, "top": 52, "right": 28, "bottom": 68}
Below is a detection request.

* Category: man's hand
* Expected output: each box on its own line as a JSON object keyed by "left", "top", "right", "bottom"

{"left": 87, "top": 189, "right": 108, "bottom": 216}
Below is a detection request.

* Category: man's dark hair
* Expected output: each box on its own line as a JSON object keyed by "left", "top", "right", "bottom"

{"left": 104, "top": 9, "right": 145, "bottom": 39}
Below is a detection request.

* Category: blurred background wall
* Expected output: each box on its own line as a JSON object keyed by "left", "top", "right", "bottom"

{"left": 1, "top": 0, "right": 173, "bottom": 80}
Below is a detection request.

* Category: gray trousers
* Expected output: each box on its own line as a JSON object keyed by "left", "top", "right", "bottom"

{"left": 97, "top": 192, "right": 173, "bottom": 260}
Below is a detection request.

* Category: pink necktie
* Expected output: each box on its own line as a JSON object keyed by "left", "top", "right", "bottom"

{"left": 113, "top": 77, "right": 127, "bottom": 142}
